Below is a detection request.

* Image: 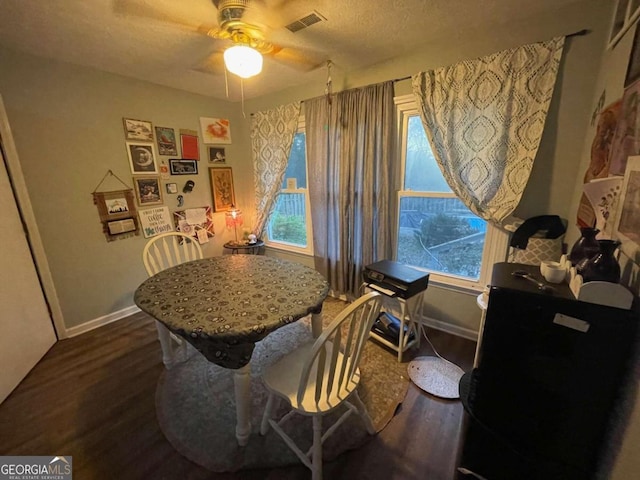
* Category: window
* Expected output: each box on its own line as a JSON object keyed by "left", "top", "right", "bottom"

{"left": 395, "top": 96, "right": 508, "bottom": 291}
{"left": 265, "top": 122, "right": 314, "bottom": 254}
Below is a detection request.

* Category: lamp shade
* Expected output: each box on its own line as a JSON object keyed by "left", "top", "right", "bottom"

{"left": 223, "top": 45, "right": 263, "bottom": 78}
{"left": 225, "top": 205, "right": 243, "bottom": 243}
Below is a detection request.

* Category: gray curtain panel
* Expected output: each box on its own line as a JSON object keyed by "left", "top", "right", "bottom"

{"left": 251, "top": 102, "right": 301, "bottom": 237}
{"left": 306, "top": 81, "right": 396, "bottom": 299}
{"left": 412, "top": 37, "right": 565, "bottom": 225}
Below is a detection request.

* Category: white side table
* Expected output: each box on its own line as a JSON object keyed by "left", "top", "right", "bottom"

{"left": 474, "top": 292, "right": 488, "bottom": 368}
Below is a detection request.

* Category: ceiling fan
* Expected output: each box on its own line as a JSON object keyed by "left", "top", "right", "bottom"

{"left": 209, "top": 0, "right": 279, "bottom": 78}
{"left": 114, "top": 0, "right": 325, "bottom": 79}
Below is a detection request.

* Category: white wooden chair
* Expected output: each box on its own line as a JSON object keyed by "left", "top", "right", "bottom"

{"left": 142, "top": 232, "right": 203, "bottom": 368}
{"left": 260, "top": 292, "right": 382, "bottom": 480}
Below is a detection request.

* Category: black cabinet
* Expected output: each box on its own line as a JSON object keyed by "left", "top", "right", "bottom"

{"left": 457, "top": 263, "right": 639, "bottom": 480}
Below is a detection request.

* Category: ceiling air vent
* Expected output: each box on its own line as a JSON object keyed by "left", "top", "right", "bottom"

{"left": 285, "top": 11, "right": 326, "bottom": 33}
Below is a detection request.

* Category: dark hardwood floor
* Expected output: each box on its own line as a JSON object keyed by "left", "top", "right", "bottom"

{"left": 0, "top": 310, "right": 475, "bottom": 480}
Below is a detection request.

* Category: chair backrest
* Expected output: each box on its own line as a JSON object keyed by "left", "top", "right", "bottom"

{"left": 142, "top": 232, "right": 203, "bottom": 276}
{"left": 297, "top": 292, "right": 382, "bottom": 406}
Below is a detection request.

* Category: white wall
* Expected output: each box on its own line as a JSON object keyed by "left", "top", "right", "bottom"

{"left": 0, "top": 46, "right": 252, "bottom": 331}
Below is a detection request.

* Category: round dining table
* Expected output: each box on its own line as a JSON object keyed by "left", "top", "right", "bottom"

{"left": 134, "top": 255, "right": 329, "bottom": 446}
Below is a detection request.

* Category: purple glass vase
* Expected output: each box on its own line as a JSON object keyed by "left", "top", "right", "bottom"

{"left": 569, "top": 227, "right": 600, "bottom": 267}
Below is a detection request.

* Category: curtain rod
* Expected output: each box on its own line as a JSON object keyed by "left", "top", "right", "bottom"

{"left": 250, "top": 28, "right": 592, "bottom": 115}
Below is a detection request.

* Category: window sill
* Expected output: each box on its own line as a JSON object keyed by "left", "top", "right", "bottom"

{"left": 426, "top": 278, "right": 483, "bottom": 296}
{"left": 264, "top": 242, "right": 313, "bottom": 258}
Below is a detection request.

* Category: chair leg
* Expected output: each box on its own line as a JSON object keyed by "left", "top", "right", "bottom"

{"left": 352, "top": 390, "right": 376, "bottom": 435}
{"left": 260, "top": 392, "right": 275, "bottom": 435}
{"left": 312, "top": 415, "right": 323, "bottom": 480}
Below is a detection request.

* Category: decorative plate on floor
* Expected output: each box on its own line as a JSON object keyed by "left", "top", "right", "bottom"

{"left": 408, "top": 356, "right": 465, "bottom": 399}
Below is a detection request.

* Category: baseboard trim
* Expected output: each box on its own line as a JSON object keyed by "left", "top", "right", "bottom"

{"left": 66, "top": 305, "right": 141, "bottom": 338}
{"left": 64, "top": 302, "right": 478, "bottom": 343}
{"left": 417, "top": 315, "right": 479, "bottom": 342}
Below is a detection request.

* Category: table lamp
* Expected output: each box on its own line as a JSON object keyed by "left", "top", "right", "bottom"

{"left": 225, "top": 205, "right": 243, "bottom": 243}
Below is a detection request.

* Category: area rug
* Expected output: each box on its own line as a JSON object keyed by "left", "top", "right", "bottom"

{"left": 155, "top": 298, "right": 410, "bottom": 472}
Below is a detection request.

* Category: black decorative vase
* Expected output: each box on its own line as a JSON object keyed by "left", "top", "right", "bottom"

{"left": 581, "top": 239, "right": 621, "bottom": 283}
{"left": 569, "top": 227, "right": 600, "bottom": 267}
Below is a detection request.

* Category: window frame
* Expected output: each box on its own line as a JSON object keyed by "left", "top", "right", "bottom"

{"left": 394, "top": 94, "right": 509, "bottom": 293}
{"left": 264, "top": 117, "right": 314, "bottom": 256}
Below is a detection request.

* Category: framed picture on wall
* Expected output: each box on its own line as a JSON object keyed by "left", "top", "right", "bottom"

{"left": 200, "top": 117, "right": 232, "bottom": 144}
{"left": 208, "top": 146, "right": 226, "bottom": 163}
{"left": 180, "top": 129, "right": 199, "bottom": 160}
{"left": 133, "top": 176, "right": 163, "bottom": 206}
{"left": 155, "top": 126, "right": 178, "bottom": 156}
{"left": 123, "top": 118, "right": 154, "bottom": 141}
{"left": 625, "top": 22, "right": 640, "bottom": 86}
{"left": 126, "top": 142, "right": 158, "bottom": 174}
{"left": 608, "top": 0, "right": 640, "bottom": 49}
{"left": 613, "top": 155, "right": 640, "bottom": 256}
{"left": 169, "top": 159, "right": 198, "bottom": 175}
{"left": 209, "top": 167, "right": 236, "bottom": 211}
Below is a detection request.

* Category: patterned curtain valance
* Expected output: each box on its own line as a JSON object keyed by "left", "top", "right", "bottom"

{"left": 412, "top": 36, "right": 565, "bottom": 225}
{"left": 250, "top": 102, "right": 301, "bottom": 237}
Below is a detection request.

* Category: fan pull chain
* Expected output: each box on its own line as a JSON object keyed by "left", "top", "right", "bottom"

{"left": 241, "top": 79, "right": 246, "bottom": 118}
{"left": 224, "top": 68, "right": 229, "bottom": 98}
{"left": 325, "top": 60, "right": 333, "bottom": 105}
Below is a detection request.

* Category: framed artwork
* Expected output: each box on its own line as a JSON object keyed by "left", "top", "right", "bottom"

{"left": 92, "top": 189, "right": 139, "bottom": 241}
{"left": 126, "top": 142, "right": 158, "bottom": 174}
{"left": 208, "top": 146, "right": 226, "bottom": 163}
{"left": 607, "top": 81, "right": 640, "bottom": 176}
{"left": 180, "top": 129, "right": 199, "bottom": 160}
{"left": 200, "top": 117, "right": 232, "bottom": 144}
{"left": 133, "top": 176, "right": 163, "bottom": 206}
{"left": 609, "top": 0, "right": 640, "bottom": 49}
{"left": 583, "top": 176, "right": 623, "bottom": 236}
{"left": 123, "top": 118, "right": 153, "bottom": 141}
{"left": 155, "top": 126, "right": 178, "bottom": 156}
{"left": 169, "top": 159, "right": 198, "bottom": 175}
{"left": 209, "top": 167, "right": 236, "bottom": 211}
{"left": 613, "top": 155, "right": 640, "bottom": 255}
{"left": 626, "top": 25, "right": 640, "bottom": 87}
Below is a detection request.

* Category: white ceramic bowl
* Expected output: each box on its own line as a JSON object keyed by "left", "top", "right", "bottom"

{"left": 540, "top": 260, "right": 565, "bottom": 284}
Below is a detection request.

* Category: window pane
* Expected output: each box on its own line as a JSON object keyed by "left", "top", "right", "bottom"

{"left": 267, "top": 193, "right": 307, "bottom": 246}
{"left": 405, "top": 116, "right": 451, "bottom": 192}
{"left": 397, "top": 196, "right": 486, "bottom": 280}
{"left": 281, "top": 132, "right": 307, "bottom": 189}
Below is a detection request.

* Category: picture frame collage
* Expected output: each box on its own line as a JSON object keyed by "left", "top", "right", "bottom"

{"left": 199, "top": 117, "right": 235, "bottom": 213}
{"left": 118, "top": 115, "right": 235, "bottom": 241}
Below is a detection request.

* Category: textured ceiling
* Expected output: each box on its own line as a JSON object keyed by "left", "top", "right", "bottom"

{"left": 0, "top": 0, "right": 589, "bottom": 102}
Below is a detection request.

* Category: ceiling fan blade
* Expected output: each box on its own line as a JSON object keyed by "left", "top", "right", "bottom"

{"left": 113, "top": 0, "right": 217, "bottom": 34}
{"left": 192, "top": 52, "right": 227, "bottom": 76}
{"left": 269, "top": 46, "right": 326, "bottom": 72}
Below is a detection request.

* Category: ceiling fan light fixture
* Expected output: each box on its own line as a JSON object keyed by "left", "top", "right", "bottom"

{"left": 223, "top": 45, "right": 263, "bottom": 78}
